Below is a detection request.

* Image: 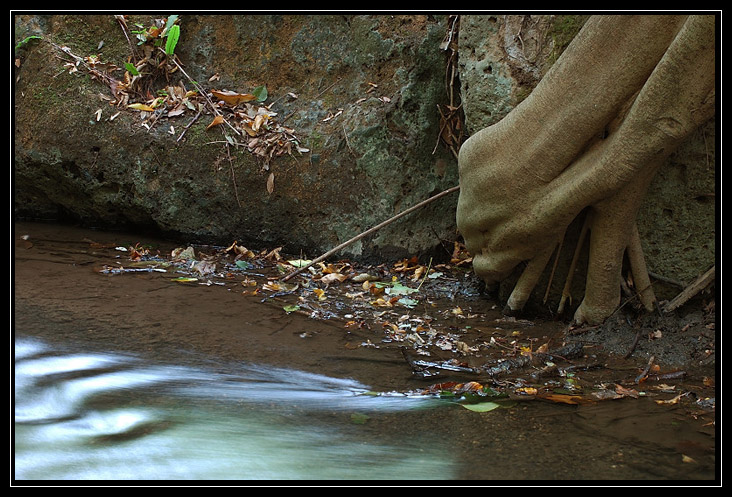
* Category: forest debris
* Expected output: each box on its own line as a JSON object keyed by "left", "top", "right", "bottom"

{"left": 211, "top": 89, "right": 257, "bottom": 106}
{"left": 663, "top": 266, "right": 715, "bottom": 313}
{"left": 635, "top": 355, "right": 656, "bottom": 384}
{"left": 206, "top": 115, "right": 224, "bottom": 130}
{"left": 280, "top": 185, "right": 460, "bottom": 282}
{"left": 481, "top": 342, "right": 585, "bottom": 377}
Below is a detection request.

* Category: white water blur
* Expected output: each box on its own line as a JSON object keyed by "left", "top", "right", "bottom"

{"left": 14, "top": 337, "right": 456, "bottom": 481}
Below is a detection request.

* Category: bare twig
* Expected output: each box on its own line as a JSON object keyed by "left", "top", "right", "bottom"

{"left": 177, "top": 110, "right": 201, "bottom": 142}
{"left": 663, "top": 266, "right": 715, "bottom": 313}
{"left": 225, "top": 142, "right": 242, "bottom": 208}
{"left": 166, "top": 51, "right": 241, "bottom": 138}
{"left": 115, "top": 15, "right": 140, "bottom": 61}
{"left": 543, "top": 236, "right": 564, "bottom": 304}
{"left": 280, "top": 185, "right": 460, "bottom": 282}
{"left": 635, "top": 355, "right": 655, "bottom": 384}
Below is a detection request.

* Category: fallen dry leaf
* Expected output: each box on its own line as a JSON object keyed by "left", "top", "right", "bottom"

{"left": 211, "top": 89, "right": 256, "bottom": 106}
{"left": 320, "top": 273, "right": 348, "bottom": 286}
{"left": 538, "top": 393, "right": 590, "bottom": 405}
{"left": 206, "top": 115, "right": 224, "bottom": 130}
{"left": 655, "top": 392, "right": 686, "bottom": 405}
{"left": 266, "top": 172, "right": 274, "bottom": 193}
{"left": 128, "top": 103, "right": 156, "bottom": 112}
{"left": 615, "top": 384, "right": 639, "bottom": 398}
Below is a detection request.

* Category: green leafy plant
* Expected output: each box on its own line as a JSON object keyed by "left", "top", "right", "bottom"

{"left": 165, "top": 24, "right": 180, "bottom": 56}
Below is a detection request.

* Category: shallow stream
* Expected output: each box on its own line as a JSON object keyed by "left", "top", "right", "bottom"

{"left": 13, "top": 222, "right": 716, "bottom": 482}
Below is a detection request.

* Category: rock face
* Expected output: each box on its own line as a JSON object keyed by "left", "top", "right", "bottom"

{"left": 14, "top": 14, "right": 714, "bottom": 297}
{"left": 14, "top": 14, "right": 459, "bottom": 260}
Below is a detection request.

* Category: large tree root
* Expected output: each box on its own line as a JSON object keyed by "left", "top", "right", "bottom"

{"left": 457, "top": 15, "right": 715, "bottom": 325}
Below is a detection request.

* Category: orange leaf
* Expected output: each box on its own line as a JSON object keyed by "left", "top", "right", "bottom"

{"left": 211, "top": 90, "right": 256, "bottom": 106}
{"left": 206, "top": 115, "right": 224, "bottom": 130}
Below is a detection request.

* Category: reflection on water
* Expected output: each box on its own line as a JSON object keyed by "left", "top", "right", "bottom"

{"left": 14, "top": 337, "right": 454, "bottom": 481}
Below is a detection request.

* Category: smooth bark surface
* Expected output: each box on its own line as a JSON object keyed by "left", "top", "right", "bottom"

{"left": 457, "top": 15, "right": 715, "bottom": 324}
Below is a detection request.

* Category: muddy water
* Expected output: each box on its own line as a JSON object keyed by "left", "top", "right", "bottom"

{"left": 13, "top": 222, "right": 716, "bottom": 482}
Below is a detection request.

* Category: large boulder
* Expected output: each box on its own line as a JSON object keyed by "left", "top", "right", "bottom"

{"left": 13, "top": 14, "right": 459, "bottom": 259}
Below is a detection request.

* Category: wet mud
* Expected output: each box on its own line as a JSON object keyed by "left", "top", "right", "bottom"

{"left": 13, "top": 221, "right": 717, "bottom": 481}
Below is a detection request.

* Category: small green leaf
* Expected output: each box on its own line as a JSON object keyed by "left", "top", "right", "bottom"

{"left": 252, "top": 85, "right": 268, "bottom": 102}
{"left": 15, "top": 35, "right": 42, "bottom": 50}
{"left": 461, "top": 401, "right": 501, "bottom": 412}
{"left": 165, "top": 24, "right": 180, "bottom": 55}
{"left": 235, "top": 260, "right": 252, "bottom": 270}
{"left": 385, "top": 282, "right": 418, "bottom": 296}
{"left": 283, "top": 305, "right": 300, "bottom": 313}
{"left": 398, "top": 297, "right": 418, "bottom": 308}
{"left": 350, "top": 413, "right": 369, "bottom": 424}
{"left": 164, "top": 15, "right": 179, "bottom": 34}
{"left": 125, "top": 63, "right": 140, "bottom": 76}
{"left": 287, "top": 259, "right": 312, "bottom": 268}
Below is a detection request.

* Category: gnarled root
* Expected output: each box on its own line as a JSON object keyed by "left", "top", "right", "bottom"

{"left": 456, "top": 14, "right": 715, "bottom": 325}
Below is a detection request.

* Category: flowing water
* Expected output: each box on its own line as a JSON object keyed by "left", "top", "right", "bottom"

{"left": 12, "top": 222, "right": 717, "bottom": 482}
{"left": 14, "top": 336, "right": 455, "bottom": 480}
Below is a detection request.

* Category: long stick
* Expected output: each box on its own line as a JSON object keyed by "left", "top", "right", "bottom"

{"left": 280, "top": 185, "right": 460, "bottom": 282}
{"left": 663, "top": 265, "right": 715, "bottom": 313}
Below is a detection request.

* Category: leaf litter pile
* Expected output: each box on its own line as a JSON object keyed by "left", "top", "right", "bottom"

{"left": 92, "top": 236, "right": 715, "bottom": 421}
{"left": 46, "top": 15, "right": 308, "bottom": 196}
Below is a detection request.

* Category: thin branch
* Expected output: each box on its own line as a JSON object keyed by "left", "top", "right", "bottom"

{"left": 663, "top": 266, "right": 715, "bottom": 313}
{"left": 281, "top": 185, "right": 460, "bottom": 282}
{"left": 176, "top": 110, "right": 201, "bottom": 142}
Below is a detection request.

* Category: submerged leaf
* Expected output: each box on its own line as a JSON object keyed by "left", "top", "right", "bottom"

{"left": 287, "top": 259, "right": 312, "bottom": 268}
{"left": 235, "top": 260, "right": 253, "bottom": 270}
{"left": 398, "top": 297, "right": 418, "bottom": 308}
{"left": 461, "top": 402, "right": 500, "bottom": 413}
{"left": 266, "top": 172, "right": 274, "bottom": 193}
{"left": 385, "top": 282, "right": 418, "bottom": 296}
{"left": 350, "top": 413, "right": 370, "bottom": 424}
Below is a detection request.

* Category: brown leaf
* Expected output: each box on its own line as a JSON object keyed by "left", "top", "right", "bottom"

{"left": 211, "top": 90, "right": 256, "bottom": 106}
{"left": 615, "top": 384, "right": 639, "bottom": 398}
{"left": 320, "top": 273, "right": 348, "bottom": 286}
{"left": 538, "top": 393, "right": 589, "bottom": 405}
{"left": 167, "top": 104, "right": 185, "bottom": 117}
{"left": 206, "top": 115, "right": 224, "bottom": 130}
